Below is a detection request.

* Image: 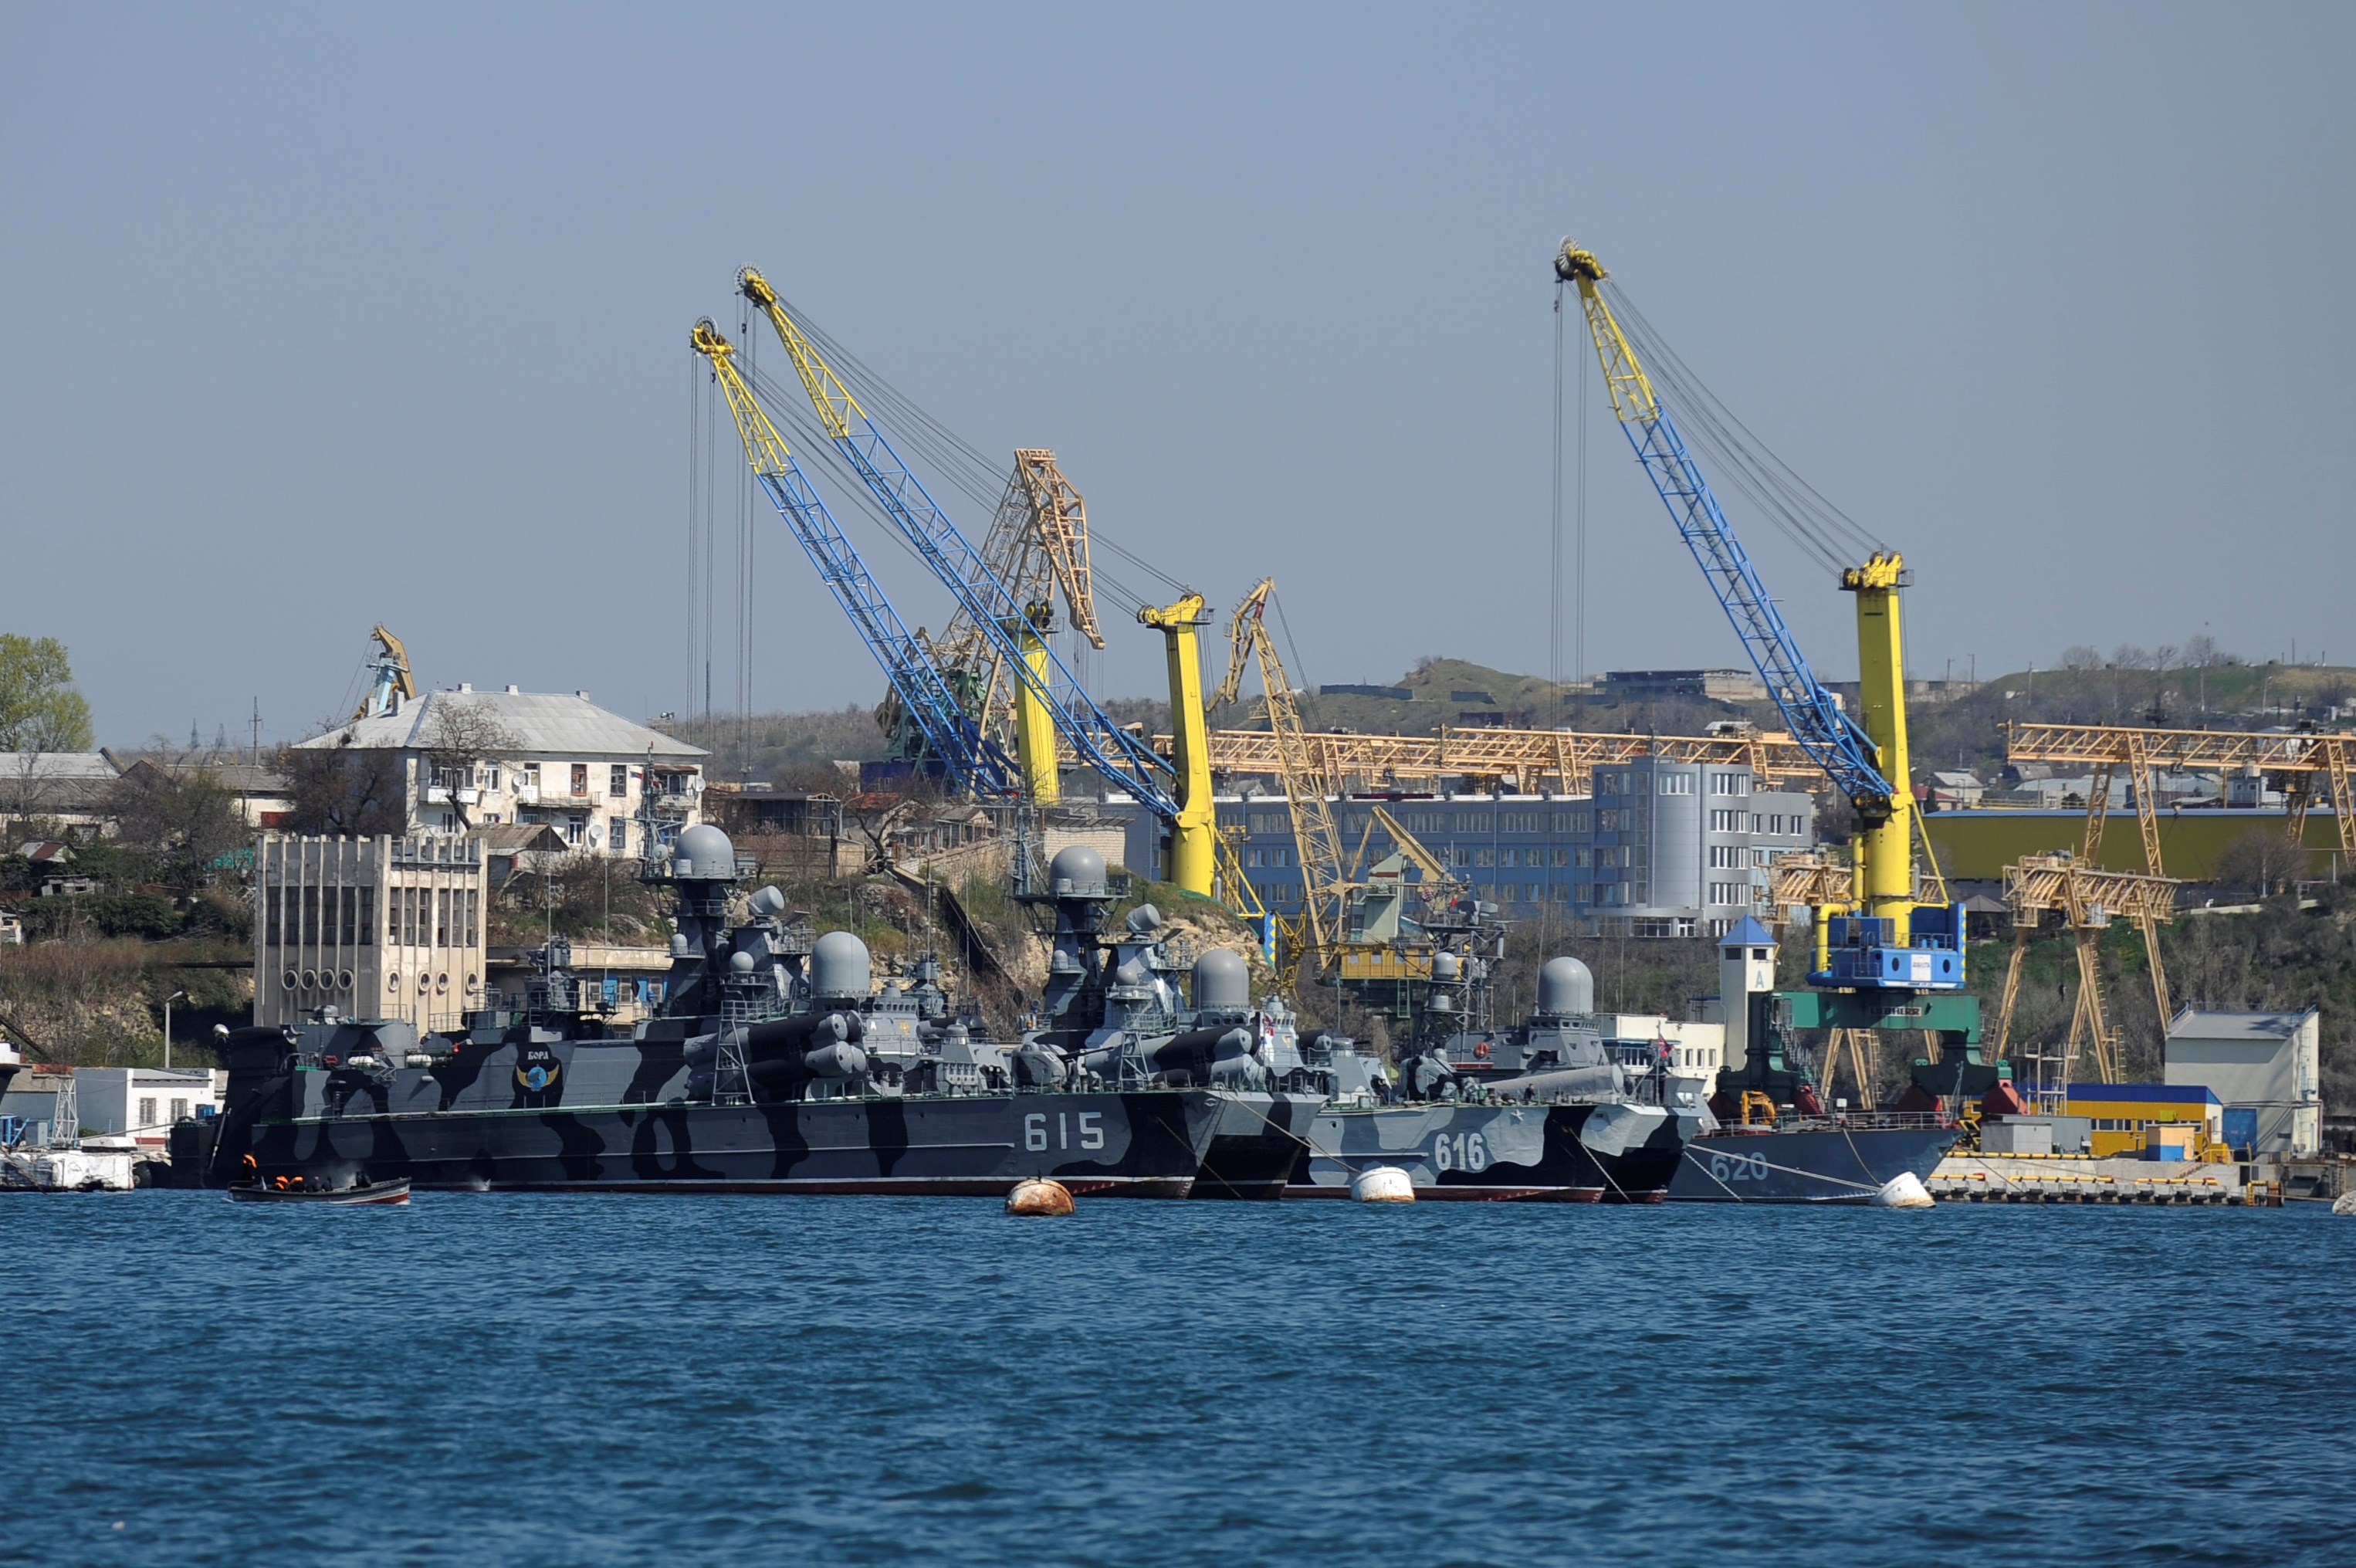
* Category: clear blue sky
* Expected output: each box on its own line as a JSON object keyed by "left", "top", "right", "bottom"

{"left": 6, "top": 2, "right": 2351, "bottom": 746}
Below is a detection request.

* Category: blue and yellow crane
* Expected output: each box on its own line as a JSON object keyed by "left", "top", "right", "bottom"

{"left": 732, "top": 269, "right": 1223, "bottom": 901}
{"left": 1555, "top": 239, "right": 1997, "bottom": 1108}
{"left": 689, "top": 319, "right": 1017, "bottom": 798}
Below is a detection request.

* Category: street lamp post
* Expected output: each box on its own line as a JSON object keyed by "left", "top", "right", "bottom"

{"left": 164, "top": 989, "right": 188, "bottom": 1070}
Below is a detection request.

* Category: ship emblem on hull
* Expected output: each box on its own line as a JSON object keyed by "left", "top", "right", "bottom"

{"left": 516, "top": 1046, "right": 564, "bottom": 1104}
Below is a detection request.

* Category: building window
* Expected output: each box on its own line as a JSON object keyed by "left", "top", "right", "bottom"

{"left": 1473, "top": 848, "right": 1495, "bottom": 867}
{"left": 1708, "top": 881, "right": 1748, "bottom": 906}
{"left": 1709, "top": 808, "right": 1743, "bottom": 832}
{"left": 570, "top": 764, "right": 590, "bottom": 797}
{"left": 1575, "top": 848, "right": 1593, "bottom": 868}
{"left": 483, "top": 764, "right": 501, "bottom": 791}
{"left": 1501, "top": 811, "right": 1545, "bottom": 833}
{"left": 1711, "top": 773, "right": 1751, "bottom": 797}
{"left": 1553, "top": 885, "right": 1570, "bottom": 902}
{"left": 1454, "top": 812, "right": 1490, "bottom": 833}
{"left": 1708, "top": 845, "right": 1745, "bottom": 869}
{"left": 358, "top": 888, "right": 374, "bottom": 947}
{"left": 1527, "top": 883, "right": 1543, "bottom": 903}
{"left": 1246, "top": 848, "right": 1264, "bottom": 869}
{"left": 1498, "top": 848, "right": 1517, "bottom": 869}
{"left": 1559, "top": 811, "right": 1590, "bottom": 833}
{"left": 524, "top": 764, "right": 541, "bottom": 791}
{"left": 170, "top": 1099, "right": 188, "bottom": 1123}
{"left": 138, "top": 1097, "right": 157, "bottom": 1127}
{"left": 1249, "top": 811, "right": 1287, "bottom": 835}
{"left": 1450, "top": 846, "right": 1470, "bottom": 868}
{"left": 610, "top": 817, "right": 629, "bottom": 855}
{"left": 1752, "top": 847, "right": 1771, "bottom": 868}
{"left": 1658, "top": 773, "right": 1694, "bottom": 795}
{"left": 565, "top": 818, "right": 584, "bottom": 845}
{"left": 610, "top": 764, "right": 628, "bottom": 798}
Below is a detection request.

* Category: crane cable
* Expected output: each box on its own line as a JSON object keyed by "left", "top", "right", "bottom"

{"left": 1600, "top": 282, "right": 1887, "bottom": 577}
{"left": 739, "top": 332, "right": 1182, "bottom": 625}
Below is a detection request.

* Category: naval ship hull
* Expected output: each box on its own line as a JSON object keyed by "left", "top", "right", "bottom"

{"left": 1667, "top": 1119, "right": 1959, "bottom": 1204}
{"left": 1193, "top": 1092, "right": 1329, "bottom": 1201}
{"left": 1287, "top": 1101, "right": 1683, "bottom": 1202}
{"left": 226, "top": 1091, "right": 1229, "bottom": 1197}
{"left": 205, "top": 1037, "right": 1268, "bottom": 1198}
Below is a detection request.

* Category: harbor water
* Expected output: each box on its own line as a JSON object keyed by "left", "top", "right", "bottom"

{"left": 5, "top": 1194, "right": 2348, "bottom": 1566}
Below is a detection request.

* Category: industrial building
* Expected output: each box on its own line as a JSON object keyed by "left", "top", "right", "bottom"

{"left": 1921, "top": 807, "right": 2352, "bottom": 882}
{"left": 1595, "top": 669, "right": 1769, "bottom": 705}
{"left": 2063, "top": 1082, "right": 2225, "bottom": 1159}
{"left": 2165, "top": 1008, "right": 2321, "bottom": 1157}
{"left": 293, "top": 686, "right": 706, "bottom": 859}
{"left": 1106, "top": 754, "right": 1814, "bottom": 938}
{"left": 252, "top": 832, "right": 489, "bottom": 1031}
{"left": 70, "top": 1067, "right": 225, "bottom": 1157}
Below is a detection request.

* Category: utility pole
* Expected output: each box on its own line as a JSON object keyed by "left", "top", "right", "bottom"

{"left": 164, "top": 989, "right": 186, "bottom": 1069}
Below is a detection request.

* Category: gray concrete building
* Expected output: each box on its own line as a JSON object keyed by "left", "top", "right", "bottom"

{"left": 255, "top": 832, "right": 489, "bottom": 1031}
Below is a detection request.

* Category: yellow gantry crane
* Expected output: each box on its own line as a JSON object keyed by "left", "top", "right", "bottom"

{"left": 1211, "top": 577, "right": 1352, "bottom": 973}
{"left": 2006, "top": 720, "right": 2356, "bottom": 869}
{"left": 1995, "top": 854, "right": 2181, "bottom": 1100}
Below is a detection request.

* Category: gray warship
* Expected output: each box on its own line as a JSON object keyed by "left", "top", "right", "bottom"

{"left": 1010, "top": 845, "right": 1328, "bottom": 1200}
{"left": 193, "top": 828, "right": 1313, "bottom": 1199}
{"left": 1288, "top": 906, "right": 1687, "bottom": 1202}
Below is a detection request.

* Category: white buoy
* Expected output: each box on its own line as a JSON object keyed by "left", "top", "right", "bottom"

{"left": 1871, "top": 1171, "right": 1935, "bottom": 1208}
{"left": 2331, "top": 1190, "right": 2355, "bottom": 1217}
{"left": 1005, "top": 1177, "right": 1075, "bottom": 1215}
{"left": 1349, "top": 1165, "right": 1417, "bottom": 1203}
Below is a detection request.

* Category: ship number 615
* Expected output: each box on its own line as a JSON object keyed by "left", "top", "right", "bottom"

{"left": 1026, "top": 1111, "right": 1105, "bottom": 1153}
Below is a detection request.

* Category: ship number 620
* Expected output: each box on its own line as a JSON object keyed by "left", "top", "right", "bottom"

{"left": 1026, "top": 1111, "right": 1105, "bottom": 1153}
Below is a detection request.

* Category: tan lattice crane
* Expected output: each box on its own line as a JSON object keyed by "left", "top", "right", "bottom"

{"left": 1210, "top": 578, "right": 1352, "bottom": 974}
{"left": 929, "top": 449, "right": 1104, "bottom": 770}
{"left": 2006, "top": 720, "right": 2356, "bottom": 871}
{"left": 1995, "top": 853, "right": 2180, "bottom": 1101}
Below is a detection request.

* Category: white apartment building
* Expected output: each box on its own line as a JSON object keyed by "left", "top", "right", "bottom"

{"left": 293, "top": 687, "right": 706, "bottom": 859}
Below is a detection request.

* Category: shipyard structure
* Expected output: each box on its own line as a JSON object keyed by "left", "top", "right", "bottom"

{"left": 1109, "top": 755, "right": 1816, "bottom": 940}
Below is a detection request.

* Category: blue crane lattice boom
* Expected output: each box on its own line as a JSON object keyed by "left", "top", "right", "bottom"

{"left": 737, "top": 269, "right": 1179, "bottom": 820}
{"left": 1553, "top": 242, "right": 1894, "bottom": 821}
{"left": 691, "top": 319, "right": 1017, "bottom": 798}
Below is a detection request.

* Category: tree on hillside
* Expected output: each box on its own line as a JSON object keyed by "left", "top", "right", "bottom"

{"left": 109, "top": 764, "right": 252, "bottom": 894}
{"left": 0, "top": 634, "right": 94, "bottom": 751}
{"left": 277, "top": 733, "right": 408, "bottom": 837}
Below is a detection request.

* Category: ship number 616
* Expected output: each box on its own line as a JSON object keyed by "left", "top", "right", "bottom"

{"left": 1026, "top": 1111, "right": 1105, "bottom": 1153}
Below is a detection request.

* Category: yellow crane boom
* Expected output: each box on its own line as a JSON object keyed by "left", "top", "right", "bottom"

{"left": 1212, "top": 578, "right": 1351, "bottom": 970}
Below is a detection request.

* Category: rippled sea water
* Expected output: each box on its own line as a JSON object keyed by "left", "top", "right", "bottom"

{"left": 5, "top": 1193, "right": 2349, "bottom": 1566}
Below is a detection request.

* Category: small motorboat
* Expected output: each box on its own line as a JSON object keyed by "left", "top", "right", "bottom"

{"left": 226, "top": 1176, "right": 411, "bottom": 1206}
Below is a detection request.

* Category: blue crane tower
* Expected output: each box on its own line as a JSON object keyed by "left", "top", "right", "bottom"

{"left": 1555, "top": 239, "right": 1999, "bottom": 1113}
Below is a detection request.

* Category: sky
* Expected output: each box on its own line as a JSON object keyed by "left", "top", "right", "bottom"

{"left": 5, "top": 2, "right": 2351, "bottom": 747}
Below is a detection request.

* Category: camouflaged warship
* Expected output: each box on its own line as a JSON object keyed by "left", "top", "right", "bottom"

{"left": 1288, "top": 940, "right": 1687, "bottom": 1202}
{"left": 198, "top": 828, "right": 1312, "bottom": 1198}
{"left": 1012, "top": 846, "right": 1326, "bottom": 1200}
